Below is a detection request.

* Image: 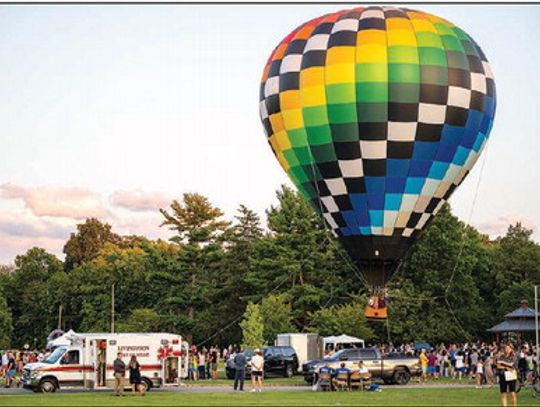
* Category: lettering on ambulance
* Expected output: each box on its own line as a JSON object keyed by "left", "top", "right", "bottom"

{"left": 117, "top": 345, "right": 150, "bottom": 358}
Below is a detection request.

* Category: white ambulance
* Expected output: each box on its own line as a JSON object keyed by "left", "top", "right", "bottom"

{"left": 21, "top": 330, "right": 188, "bottom": 393}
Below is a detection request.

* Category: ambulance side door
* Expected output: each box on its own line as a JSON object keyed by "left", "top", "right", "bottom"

{"left": 58, "top": 349, "right": 84, "bottom": 387}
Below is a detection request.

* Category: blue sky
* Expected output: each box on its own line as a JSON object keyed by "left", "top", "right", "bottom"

{"left": 0, "top": 4, "right": 538, "bottom": 263}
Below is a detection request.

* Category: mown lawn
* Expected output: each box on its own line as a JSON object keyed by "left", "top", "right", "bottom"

{"left": 1, "top": 387, "right": 538, "bottom": 406}
{"left": 185, "top": 376, "right": 307, "bottom": 387}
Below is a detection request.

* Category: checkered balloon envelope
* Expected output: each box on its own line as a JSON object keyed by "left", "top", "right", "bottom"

{"left": 259, "top": 6, "right": 496, "bottom": 287}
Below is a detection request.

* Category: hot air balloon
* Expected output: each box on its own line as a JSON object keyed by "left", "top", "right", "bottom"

{"left": 259, "top": 6, "right": 496, "bottom": 319}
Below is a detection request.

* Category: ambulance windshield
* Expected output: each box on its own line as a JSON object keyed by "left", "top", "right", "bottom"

{"left": 44, "top": 346, "right": 68, "bottom": 364}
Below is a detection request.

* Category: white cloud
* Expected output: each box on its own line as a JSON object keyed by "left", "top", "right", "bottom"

{"left": 474, "top": 215, "right": 537, "bottom": 238}
{"left": 110, "top": 189, "right": 172, "bottom": 212}
{"left": 0, "top": 211, "right": 73, "bottom": 239}
{"left": 0, "top": 183, "right": 110, "bottom": 219}
{"left": 0, "top": 185, "right": 176, "bottom": 263}
{"left": 0, "top": 210, "right": 75, "bottom": 263}
{"left": 112, "top": 213, "right": 170, "bottom": 240}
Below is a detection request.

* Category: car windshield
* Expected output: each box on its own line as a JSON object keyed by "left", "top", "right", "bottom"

{"left": 324, "top": 350, "right": 347, "bottom": 361}
{"left": 43, "top": 347, "right": 67, "bottom": 364}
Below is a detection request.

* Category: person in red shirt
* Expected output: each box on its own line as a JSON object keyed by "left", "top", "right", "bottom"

{"left": 427, "top": 352, "right": 438, "bottom": 379}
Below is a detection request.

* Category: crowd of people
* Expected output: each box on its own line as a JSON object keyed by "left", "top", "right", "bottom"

{"left": 0, "top": 349, "right": 50, "bottom": 388}
{"left": 369, "top": 340, "right": 539, "bottom": 386}
{"left": 375, "top": 340, "right": 538, "bottom": 407}
{"left": 186, "top": 345, "right": 221, "bottom": 381}
{"left": 184, "top": 345, "right": 264, "bottom": 392}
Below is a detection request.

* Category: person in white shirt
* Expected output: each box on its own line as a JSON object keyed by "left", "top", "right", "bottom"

{"left": 1, "top": 352, "right": 8, "bottom": 377}
{"left": 475, "top": 360, "right": 484, "bottom": 388}
{"left": 357, "top": 361, "right": 369, "bottom": 375}
{"left": 455, "top": 352, "right": 465, "bottom": 380}
{"left": 250, "top": 349, "right": 264, "bottom": 392}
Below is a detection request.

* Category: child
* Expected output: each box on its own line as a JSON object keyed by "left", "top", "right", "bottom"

{"left": 475, "top": 359, "right": 484, "bottom": 388}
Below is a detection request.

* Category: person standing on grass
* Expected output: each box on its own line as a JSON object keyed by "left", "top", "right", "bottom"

{"left": 470, "top": 349, "right": 479, "bottom": 379}
{"left": 517, "top": 351, "right": 528, "bottom": 384}
{"left": 198, "top": 349, "right": 206, "bottom": 380}
{"left": 440, "top": 350, "right": 449, "bottom": 377}
{"left": 427, "top": 350, "right": 438, "bottom": 379}
{"left": 210, "top": 347, "right": 219, "bottom": 380}
{"left": 250, "top": 349, "right": 264, "bottom": 392}
{"left": 449, "top": 345, "right": 457, "bottom": 378}
{"left": 5, "top": 352, "right": 16, "bottom": 388}
{"left": 189, "top": 351, "right": 198, "bottom": 381}
{"left": 129, "top": 356, "right": 145, "bottom": 396}
{"left": 419, "top": 349, "right": 428, "bottom": 383}
{"left": 484, "top": 352, "right": 494, "bottom": 388}
{"left": 497, "top": 344, "right": 518, "bottom": 407}
{"left": 204, "top": 348, "right": 211, "bottom": 380}
{"left": 1, "top": 350, "right": 7, "bottom": 378}
{"left": 455, "top": 351, "right": 465, "bottom": 380}
{"left": 475, "top": 359, "right": 484, "bottom": 388}
{"left": 233, "top": 348, "right": 247, "bottom": 391}
{"left": 113, "top": 352, "right": 126, "bottom": 397}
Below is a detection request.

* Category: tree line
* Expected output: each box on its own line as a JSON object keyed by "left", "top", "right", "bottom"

{"left": 0, "top": 186, "right": 538, "bottom": 349}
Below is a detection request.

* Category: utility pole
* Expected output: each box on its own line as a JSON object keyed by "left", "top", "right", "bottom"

{"left": 535, "top": 285, "right": 539, "bottom": 374}
{"left": 111, "top": 284, "right": 115, "bottom": 334}
{"left": 57, "top": 305, "right": 63, "bottom": 330}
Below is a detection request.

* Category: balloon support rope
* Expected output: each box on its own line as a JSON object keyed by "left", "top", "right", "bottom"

{"left": 443, "top": 138, "right": 491, "bottom": 340}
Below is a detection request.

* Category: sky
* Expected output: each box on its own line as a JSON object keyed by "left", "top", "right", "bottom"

{"left": 0, "top": 4, "right": 538, "bottom": 264}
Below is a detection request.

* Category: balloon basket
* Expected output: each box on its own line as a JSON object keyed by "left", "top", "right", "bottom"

{"left": 365, "top": 290, "right": 388, "bottom": 320}
{"left": 365, "top": 304, "right": 388, "bottom": 320}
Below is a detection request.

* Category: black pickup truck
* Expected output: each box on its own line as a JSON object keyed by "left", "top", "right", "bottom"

{"left": 303, "top": 348, "right": 421, "bottom": 385}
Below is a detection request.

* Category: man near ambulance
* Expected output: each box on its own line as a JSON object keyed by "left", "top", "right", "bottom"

{"left": 113, "top": 352, "right": 126, "bottom": 396}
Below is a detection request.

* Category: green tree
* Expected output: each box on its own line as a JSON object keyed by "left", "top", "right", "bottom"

{"left": 160, "top": 193, "right": 230, "bottom": 245}
{"left": 63, "top": 243, "right": 154, "bottom": 333}
{"left": 259, "top": 294, "right": 294, "bottom": 344}
{"left": 63, "top": 218, "right": 121, "bottom": 271}
{"left": 308, "top": 301, "right": 373, "bottom": 340}
{"left": 159, "top": 193, "right": 231, "bottom": 343}
{"left": 7, "top": 248, "right": 64, "bottom": 347}
{"left": 212, "top": 205, "right": 265, "bottom": 345}
{"left": 0, "top": 294, "right": 13, "bottom": 348}
{"left": 240, "top": 302, "right": 265, "bottom": 350}
{"left": 248, "top": 186, "right": 360, "bottom": 330}
{"left": 117, "top": 308, "right": 160, "bottom": 333}
{"left": 233, "top": 205, "right": 263, "bottom": 243}
{"left": 496, "top": 282, "right": 536, "bottom": 317}
{"left": 389, "top": 204, "right": 492, "bottom": 342}
{"left": 492, "top": 223, "right": 540, "bottom": 296}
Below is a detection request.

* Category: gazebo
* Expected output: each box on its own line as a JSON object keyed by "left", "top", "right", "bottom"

{"left": 487, "top": 300, "right": 540, "bottom": 342}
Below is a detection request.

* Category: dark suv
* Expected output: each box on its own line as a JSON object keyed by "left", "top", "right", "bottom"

{"left": 225, "top": 346, "right": 299, "bottom": 379}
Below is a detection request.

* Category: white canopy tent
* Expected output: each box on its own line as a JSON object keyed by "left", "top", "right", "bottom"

{"left": 323, "top": 334, "right": 365, "bottom": 351}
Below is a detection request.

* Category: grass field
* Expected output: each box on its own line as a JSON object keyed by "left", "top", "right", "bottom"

{"left": 1, "top": 387, "right": 538, "bottom": 406}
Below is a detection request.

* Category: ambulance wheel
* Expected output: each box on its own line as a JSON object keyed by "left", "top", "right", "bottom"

{"left": 141, "top": 378, "right": 152, "bottom": 392}
{"left": 39, "top": 379, "right": 57, "bottom": 393}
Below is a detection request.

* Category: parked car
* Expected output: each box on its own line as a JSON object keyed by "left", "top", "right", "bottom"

{"left": 225, "top": 346, "right": 299, "bottom": 379}
{"left": 303, "top": 348, "right": 421, "bottom": 385}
